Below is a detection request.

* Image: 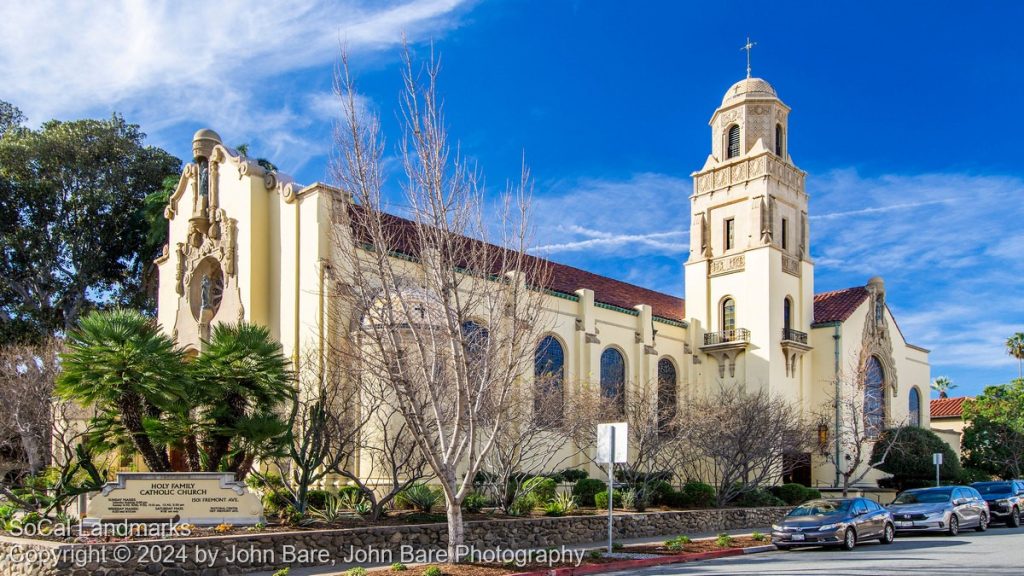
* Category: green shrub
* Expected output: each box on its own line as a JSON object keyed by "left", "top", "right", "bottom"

{"left": 560, "top": 468, "right": 589, "bottom": 483}
{"left": 594, "top": 489, "right": 622, "bottom": 509}
{"left": 958, "top": 467, "right": 993, "bottom": 484}
{"left": 543, "top": 493, "right": 578, "bottom": 517}
{"left": 803, "top": 487, "right": 821, "bottom": 500}
{"left": 423, "top": 566, "right": 443, "bottom": 576}
{"left": 646, "top": 480, "right": 675, "bottom": 505}
{"left": 751, "top": 531, "right": 767, "bottom": 542}
{"left": 262, "top": 488, "right": 292, "bottom": 514}
{"left": 873, "top": 426, "right": 962, "bottom": 491}
{"left": 508, "top": 495, "right": 534, "bottom": 516}
{"left": 0, "top": 505, "right": 16, "bottom": 525}
{"left": 771, "top": 483, "right": 815, "bottom": 506}
{"left": 665, "top": 534, "right": 691, "bottom": 551}
{"left": 247, "top": 472, "right": 284, "bottom": 491}
{"left": 572, "top": 478, "right": 606, "bottom": 507}
{"left": 346, "top": 568, "right": 368, "bottom": 576}
{"left": 611, "top": 542, "right": 624, "bottom": 551}
{"left": 271, "top": 569, "right": 290, "bottom": 576}
{"left": 462, "top": 492, "right": 488, "bottom": 513}
{"left": 715, "top": 533, "right": 734, "bottom": 547}
{"left": 390, "top": 562, "right": 408, "bottom": 571}
{"left": 522, "top": 477, "right": 558, "bottom": 504}
{"left": 621, "top": 488, "right": 650, "bottom": 511}
{"left": 396, "top": 483, "right": 441, "bottom": 513}
{"left": 679, "top": 482, "right": 716, "bottom": 508}
{"left": 733, "top": 487, "right": 785, "bottom": 507}
{"left": 306, "top": 489, "right": 332, "bottom": 510}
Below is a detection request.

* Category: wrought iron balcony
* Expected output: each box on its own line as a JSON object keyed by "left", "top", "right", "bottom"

{"left": 782, "top": 328, "right": 808, "bottom": 345}
{"left": 703, "top": 328, "right": 751, "bottom": 346}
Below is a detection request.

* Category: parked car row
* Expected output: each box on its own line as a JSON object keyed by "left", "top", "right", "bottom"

{"left": 771, "top": 480, "right": 1024, "bottom": 551}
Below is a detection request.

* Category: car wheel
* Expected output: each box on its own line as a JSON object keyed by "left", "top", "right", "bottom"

{"left": 948, "top": 514, "right": 959, "bottom": 536}
{"left": 879, "top": 522, "right": 895, "bottom": 544}
{"left": 841, "top": 527, "right": 856, "bottom": 551}
{"left": 976, "top": 512, "right": 988, "bottom": 532}
{"left": 1009, "top": 507, "right": 1021, "bottom": 528}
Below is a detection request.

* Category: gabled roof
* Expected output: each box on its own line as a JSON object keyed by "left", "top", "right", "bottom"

{"left": 812, "top": 286, "right": 870, "bottom": 325}
{"left": 347, "top": 205, "right": 686, "bottom": 323}
{"left": 931, "top": 397, "right": 968, "bottom": 419}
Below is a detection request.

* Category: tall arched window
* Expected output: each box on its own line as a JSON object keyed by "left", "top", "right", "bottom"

{"left": 727, "top": 125, "right": 741, "bottom": 159}
{"left": 600, "top": 348, "right": 626, "bottom": 410}
{"left": 864, "top": 356, "right": 886, "bottom": 437}
{"left": 534, "top": 336, "right": 565, "bottom": 424}
{"left": 657, "top": 358, "right": 678, "bottom": 430}
{"left": 908, "top": 387, "right": 921, "bottom": 427}
{"left": 775, "top": 123, "right": 784, "bottom": 156}
{"left": 721, "top": 298, "right": 736, "bottom": 332}
{"left": 783, "top": 297, "right": 793, "bottom": 332}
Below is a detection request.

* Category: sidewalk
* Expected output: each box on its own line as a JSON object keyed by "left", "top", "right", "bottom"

{"left": 251, "top": 527, "right": 772, "bottom": 576}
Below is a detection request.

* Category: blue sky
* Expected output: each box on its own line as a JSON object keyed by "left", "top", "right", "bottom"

{"left": 4, "top": 0, "right": 1023, "bottom": 397}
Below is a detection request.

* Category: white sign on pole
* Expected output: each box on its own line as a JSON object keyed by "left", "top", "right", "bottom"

{"left": 932, "top": 453, "right": 943, "bottom": 466}
{"left": 596, "top": 422, "right": 628, "bottom": 464}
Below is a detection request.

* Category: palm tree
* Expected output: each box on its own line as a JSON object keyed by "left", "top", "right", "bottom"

{"left": 1006, "top": 332, "right": 1024, "bottom": 380}
{"left": 57, "top": 309, "right": 186, "bottom": 472}
{"left": 189, "top": 322, "right": 292, "bottom": 473}
{"left": 931, "top": 376, "right": 957, "bottom": 399}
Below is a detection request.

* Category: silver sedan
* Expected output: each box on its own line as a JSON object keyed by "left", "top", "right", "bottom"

{"left": 886, "top": 485, "right": 990, "bottom": 535}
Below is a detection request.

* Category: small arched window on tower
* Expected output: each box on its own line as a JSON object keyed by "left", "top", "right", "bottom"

{"left": 657, "top": 358, "right": 678, "bottom": 432}
{"left": 727, "top": 125, "right": 741, "bottom": 159}
{"left": 775, "top": 123, "right": 784, "bottom": 157}
{"left": 721, "top": 298, "right": 736, "bottom": 333}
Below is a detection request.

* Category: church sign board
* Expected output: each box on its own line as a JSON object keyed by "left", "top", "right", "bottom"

{"left": 86, "top": 472, "right": 264, "bottom": 525}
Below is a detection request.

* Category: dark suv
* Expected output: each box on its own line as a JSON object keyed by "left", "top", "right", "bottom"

{"left": 972, "top": 480, "right": 1024, "bottom": 527}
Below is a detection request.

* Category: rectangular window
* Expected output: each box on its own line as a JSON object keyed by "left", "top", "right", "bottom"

{"left": 781, "top": 218, "right": 789, "bottom": 250}
{"left": 725, "top": 218, "right": 735, "bottom": 250}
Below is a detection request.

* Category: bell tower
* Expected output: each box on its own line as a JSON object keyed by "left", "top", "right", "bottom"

{"left": 684, "top": 77, "right": 814, "bottom": 399}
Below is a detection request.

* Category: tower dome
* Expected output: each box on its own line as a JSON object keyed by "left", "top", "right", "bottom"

{"left": 721, "top": 77, "right": 777, "bottom": 105}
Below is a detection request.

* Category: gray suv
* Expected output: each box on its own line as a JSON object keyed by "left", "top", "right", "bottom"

{"left": 887, "top": 486, "right": 990, "bottom": 535}
{"left": 972, "top": 480, "right": 1024, "bottom": 527}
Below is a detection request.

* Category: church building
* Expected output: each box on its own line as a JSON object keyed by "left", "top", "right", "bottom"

{"left": 156, "top": 74, "right": 931, "bottom": 489}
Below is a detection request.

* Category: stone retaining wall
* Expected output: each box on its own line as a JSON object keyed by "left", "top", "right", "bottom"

{"left": 0, "top": 507, "right": 787, "bottom": 576}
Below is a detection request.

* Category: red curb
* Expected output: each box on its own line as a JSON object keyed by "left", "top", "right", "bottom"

{"left": 509, "top": 547, "right": 746, "bottom": 576}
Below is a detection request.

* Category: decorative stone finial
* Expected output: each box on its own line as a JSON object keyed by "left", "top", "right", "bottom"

{"left": 192, "top": 128, "right": 222, "bottom": 160}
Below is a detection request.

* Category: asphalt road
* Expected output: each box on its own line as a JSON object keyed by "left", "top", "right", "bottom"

{"left": 606, "top": 525, "right": 1024, "bottom": 575}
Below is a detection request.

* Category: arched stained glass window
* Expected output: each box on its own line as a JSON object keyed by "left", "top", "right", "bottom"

{"left": 727, "top": 125, "right": 741, "bottom": 159}
{"left": 909, "top": 387, "right": 921, "bottom": 427}
{"left": 864, "top": 356, "right": 886, "bottom": 437}
{"left": 600, "top": 348, "right": 626, "bottom": 410}
{"left": 535, "top": 336, "right": 565, "bottom": 423}
{"left": 657, "top": 358, "right": 678, "bottom": 430}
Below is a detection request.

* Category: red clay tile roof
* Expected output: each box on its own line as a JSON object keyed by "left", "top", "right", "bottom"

{"left": 931, "top": 397, "right": 968, "bottom": 419}
{"left": 813, "top": 286, "right": 869, "bottom": 325}
{"left": 348, "top": 206, "right": 687, "bottom": 323}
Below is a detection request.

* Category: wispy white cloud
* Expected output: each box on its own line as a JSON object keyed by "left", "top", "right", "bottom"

{"left": 0, "top": 0, "right": 470, "bottom": 171}
{"left": 532, "top": 173, "right": 691, "bottom": 256}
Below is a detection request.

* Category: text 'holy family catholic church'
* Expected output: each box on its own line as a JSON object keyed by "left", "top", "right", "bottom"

{"left": 156, "top": 72, "right": 931, "bottom": 488}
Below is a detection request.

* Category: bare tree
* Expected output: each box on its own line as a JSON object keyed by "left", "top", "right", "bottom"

{"left": 329, "top": 45, "right": 549, "bottom": 560}
{"left": 0, "top": 339, "right": 61, "bottom": 479}
{"left": 480, "top": 386, "right": 577, "bottom": 514}
{"left": 674, "top": 385, "right": 811, "bottom": 506}
{"left": 335, "top": 374, "right": 429, "bottom": 521}
{"left": 815, "top": 356, "right": 905, "bottom": 496}
{"left": 249, "top": 352, "right": 365, "bottom": 514}
{"left": 565, "top": 384, "right": 678, "bottom": 509}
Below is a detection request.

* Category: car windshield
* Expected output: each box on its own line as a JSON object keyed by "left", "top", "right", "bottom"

{"left": 893, "top": 489, "right": 952, "bottom": 504}
{"left": 974, "top": 483, "right": 1012, "bottom": 496}
{"left": 788, "top": 500, "right": 851, "bottom": 516}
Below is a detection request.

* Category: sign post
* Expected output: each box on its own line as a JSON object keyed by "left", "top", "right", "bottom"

{"left": 933, "top": 452, "right": 943, "bottom": 487}
{"left": 597, "top": 422, "right": 627, "bottom": 554}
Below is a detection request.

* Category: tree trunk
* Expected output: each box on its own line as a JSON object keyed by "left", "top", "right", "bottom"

{"left": 119, "top": 397, "right": 169, "bottom": 472}
{"left": 446, "top": 498, "right": 465, "bottom": 563}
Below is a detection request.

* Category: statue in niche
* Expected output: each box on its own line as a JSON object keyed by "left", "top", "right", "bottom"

{"left": 198, "top": 159, "right": 210, "bottom": 199}
{"left": 200, "top": 274, "right": 212, "bottom": 310}
{"left": 701, "top": 213, "right": 712, "bottom": 258}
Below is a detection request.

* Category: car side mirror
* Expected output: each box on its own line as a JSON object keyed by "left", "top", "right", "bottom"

{"left": 953, "top": 498, "right": 966, "bottom": 506}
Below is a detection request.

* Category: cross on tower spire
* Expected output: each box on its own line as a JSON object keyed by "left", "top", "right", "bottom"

{"left": 741, "top": 37, "right": 756, "bottom": 79}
